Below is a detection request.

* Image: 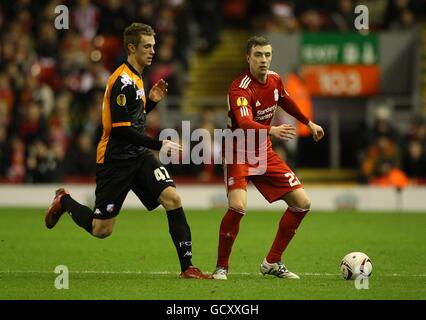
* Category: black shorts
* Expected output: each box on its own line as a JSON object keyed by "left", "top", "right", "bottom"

{"left": 94, "top": 152, "right": 175, "bottom": 219}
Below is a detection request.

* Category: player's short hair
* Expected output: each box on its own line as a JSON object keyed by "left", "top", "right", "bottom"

{"left": 124, "top": 23, "right": 156, "bottom": 55}
{"left": 246, "top": 36, "right": 271, "bottom": 55}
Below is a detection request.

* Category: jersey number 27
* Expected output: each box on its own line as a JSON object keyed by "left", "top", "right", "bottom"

{"left": 285, "top": 172, "right": 301, "bottom": 187}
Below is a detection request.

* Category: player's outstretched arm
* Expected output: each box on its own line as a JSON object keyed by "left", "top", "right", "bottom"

{"left": 160, "top": 140, "right": 182, "bottom": 155}
{"left": 149, "top": 79, "right": 168, "bottom": 102}
{"left": 111, "top": 126, "right": 163, "bottom": 150}
{"left": 145, "top": 79, "right": 168, "bottom": 114}
{"left": 307, "top": 121, "right": 325, "bottom": 142}
{"left": 269, "top": 124, "right": 296, "bottom": 141}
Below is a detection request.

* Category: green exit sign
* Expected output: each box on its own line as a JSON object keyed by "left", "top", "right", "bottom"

{"left": 301, "top": 32, "right": 379, "bottom": 65}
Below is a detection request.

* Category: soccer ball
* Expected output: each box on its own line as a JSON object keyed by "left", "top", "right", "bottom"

{"left": 340, "top": 252, "right": 372, "bottom": 280}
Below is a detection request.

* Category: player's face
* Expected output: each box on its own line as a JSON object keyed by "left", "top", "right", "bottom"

{"left": 134, "top": 35, "right": 155, "bottom": 67}
{"left": 247, "top": 45, "right": 272, "bottom": 78}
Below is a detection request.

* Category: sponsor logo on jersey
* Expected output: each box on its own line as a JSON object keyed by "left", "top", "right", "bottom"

{"left": 254, "top": 104, "right": 277, "bottom": 121}
{"left": 120, "top": 73, "right": 133, "bottom": 90}
{"left": 256, "top": 105, "right": 276, "bottom": 116}
{"left": 116, "top": 94, "right": 126, "bottom": 106}
{"left": 274, "top": 88, "right": 279, "bottom": 102}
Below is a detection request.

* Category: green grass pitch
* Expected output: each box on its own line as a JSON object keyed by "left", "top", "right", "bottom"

{"left": 0, "top": 208, "right": 425, "bottom": 300}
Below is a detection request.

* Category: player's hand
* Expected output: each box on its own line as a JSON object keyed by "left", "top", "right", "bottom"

{"left": 160, "top": 140, "right": 182, "bottom": 155}
{"left": 149, "top": 79, "right": 168, "bottom": 102}
{"left": 269, "top": 124, "right": 296, "bottom": 141}
{"left": 307, "top": 121, "right": 325, "bottom": 142}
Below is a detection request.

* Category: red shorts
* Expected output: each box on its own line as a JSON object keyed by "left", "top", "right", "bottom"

{"left": 224, "top": 151, "right": 303, "bottom": 203}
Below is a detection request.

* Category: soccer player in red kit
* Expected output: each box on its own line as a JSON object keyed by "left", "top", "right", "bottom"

{"left": 212, "top": 36, "right": 324, "bottom": 280}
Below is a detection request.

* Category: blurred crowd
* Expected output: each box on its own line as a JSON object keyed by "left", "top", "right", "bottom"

{"left": 0, "top": 0, "right": 425, "bottom": 184}
{"left": 226, "top": 0, "right": 424, "bottom": 32}
{"left": 359, "top": 107, "right": 426, "bottom": 187}
{"left": 0, "top": 0, "right": 198, "bottom": 183}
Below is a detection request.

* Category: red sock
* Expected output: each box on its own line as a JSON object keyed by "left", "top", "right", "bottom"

{"left": 266, "top": 207, "right": 309, "bottom": 263}
{"left": 216, "top": 208, "right": 244, "bottom": 269}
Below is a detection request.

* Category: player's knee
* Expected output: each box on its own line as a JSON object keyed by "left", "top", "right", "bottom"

{"left": 161, "top": 191, "right": 182, "bottom": 210}
{"left": 297, "top": 197, "right": 311, "bottom": 211}
{"left": 228, "top": 200, "right": 246, "bottom": 213}
{"left": 93, "top": 229, "right": 112, "bottom": 239}
{"left": 92, "top": 227, "right": 113, "bottom": 239}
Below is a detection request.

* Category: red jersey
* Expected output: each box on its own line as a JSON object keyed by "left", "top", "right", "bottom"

{"left": 228, "top": 69, "right": 309, "bottom": 131}
{"left": 228, "top": 69, "right": 282, "bottom": 131}
{"left": 226, "top": 70, "right": 309, "bottom": 162}
{"left": 224, "top": 70, "right": 309, "bottom": 198}
{"left": 224, "top": 69, "right": 310, "bottom": 198}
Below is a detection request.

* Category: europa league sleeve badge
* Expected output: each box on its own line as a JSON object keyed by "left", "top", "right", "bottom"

{"left": 116, "top": 94, "right": 127, "bottom": 106}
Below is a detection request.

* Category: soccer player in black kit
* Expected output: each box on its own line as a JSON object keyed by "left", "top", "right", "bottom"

{"left": 45, "top": 23, "right": 210, "bottom": 279}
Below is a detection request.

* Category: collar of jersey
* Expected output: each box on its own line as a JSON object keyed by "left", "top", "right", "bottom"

{"left": 247, "top": 68, "right": 269, "bottom": 86}
{"left": 125, "top": 61, "right": 143, "bottom": 80}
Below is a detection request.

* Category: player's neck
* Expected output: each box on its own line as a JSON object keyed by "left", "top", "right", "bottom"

{"left": 249, "top": 69, "right": 267, "bottom": 84}
{"left": 127, "top": 56, "right": 144, "bottom": 74}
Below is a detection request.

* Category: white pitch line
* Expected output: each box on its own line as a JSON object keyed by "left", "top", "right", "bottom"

{"left": 0, "top": 270, "right": 426, "bottom": 277}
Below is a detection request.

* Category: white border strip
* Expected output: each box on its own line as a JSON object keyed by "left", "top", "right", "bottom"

{"left": 0, "top": 185, "right": 425, "bottom": 211}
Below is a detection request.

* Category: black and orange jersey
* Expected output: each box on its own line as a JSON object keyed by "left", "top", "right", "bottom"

{"left": 96, "top": 61, "right": 153, "bottom": 164}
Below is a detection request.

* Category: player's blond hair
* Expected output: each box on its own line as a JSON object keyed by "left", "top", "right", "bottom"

{"left": 246, "top": 36, "right": 271, "bottom": 55}
{"left": 123, "top": 23, "right": 156, "bottom": 55}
